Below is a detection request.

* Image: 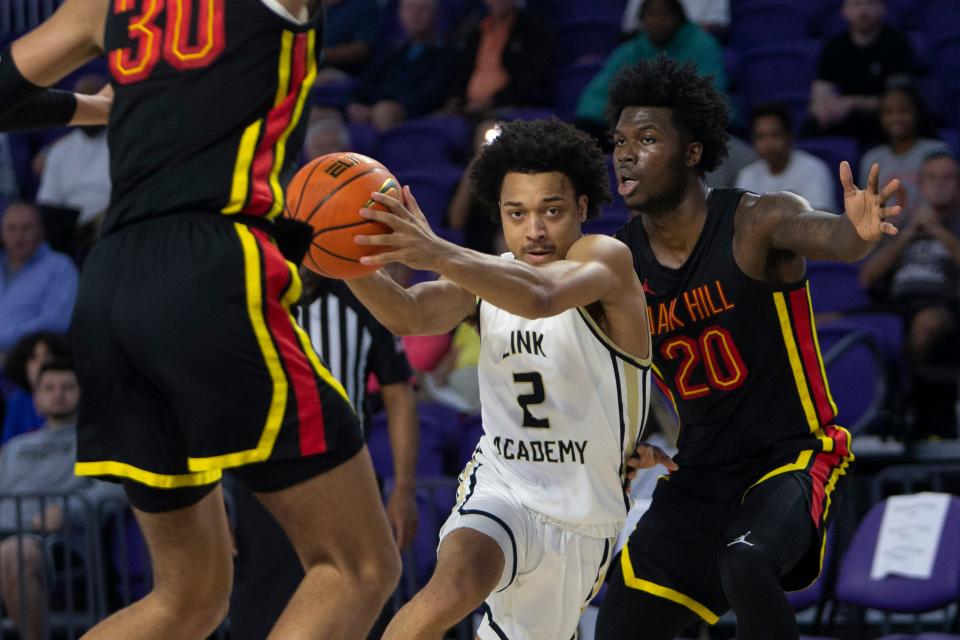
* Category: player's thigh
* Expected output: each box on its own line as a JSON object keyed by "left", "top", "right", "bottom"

{"left": 433, "top": 527, "right": 505, "bottom": 602}
{"left": 484, "top": 527, "right": 613, "bottom": 640}
{"left": 252, "top": 446, "right": 397, "bottom": 573}
{"left": 595, "top": 552, "right": 698, "bottom": 640}
{"left": 724, "top": 472, "right": 815, "bottom": 575}
{"left": 130, "top": 485, "right": 233, "bottom": 601}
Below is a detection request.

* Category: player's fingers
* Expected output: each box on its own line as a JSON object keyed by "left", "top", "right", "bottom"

{"left": 882, "top": 204, "right": 903, "bottom": 220}
{"left": 358, "top": 207, "right": 396, "bottom": 224}
{"left": 839, "top": 160, "right": 857, "bottom": 197}
{"left": 370, "top": 191, "right": 409, "bottom": 217}
{"left": 354, "top": 233, "right": 398, "bottom": 246}
{"left": 881, "top": 221, "right": 899, "bottom": 236}
{"left": 879, "top": 178, "right": 900, "bottom": 205}
{"left": 867, "top": 162, "right": 880, "bottom": 194}
{"left": 359, "top": 250, "right": 401, "bottom": 266}
{"left": 403, "top": 185, "right": 427, "bottom": 220}
{"left": 649, "top": 446, "right": 678, "bottom": 470}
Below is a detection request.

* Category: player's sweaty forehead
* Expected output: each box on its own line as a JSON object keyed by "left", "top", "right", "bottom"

{"left": 499, "top": 172, "right": 576, "bottom": 211}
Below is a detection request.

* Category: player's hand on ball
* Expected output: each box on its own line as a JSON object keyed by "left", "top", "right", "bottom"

{"left": 356, "top": 185, "right": 450, "bottom": 271}
{"left": 623, "top": 443, "right": 678, "bottom": 491}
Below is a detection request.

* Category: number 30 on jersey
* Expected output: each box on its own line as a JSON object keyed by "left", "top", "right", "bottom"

{"left": 110, "top": 0, "right": 226, "bottom": 84}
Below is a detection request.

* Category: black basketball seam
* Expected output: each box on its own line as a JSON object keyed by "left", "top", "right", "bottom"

{"left": 305, "top": 166, "right": 388, "bottom": 225}
{"left": 312, "top": 241, "right": 363, "bottom": 263}
{"left": 290, "top": 159, "right": 328, "bottom": 218}
{"left": 313, "top": 218, "right": 385, "bottom": 237}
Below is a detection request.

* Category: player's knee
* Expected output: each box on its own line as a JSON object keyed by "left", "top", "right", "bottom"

{"left": 717, "top": 538, "right": 777, "bottom": 595}
{"left": 356, "top": 542, "right": 402, "bottom": 599}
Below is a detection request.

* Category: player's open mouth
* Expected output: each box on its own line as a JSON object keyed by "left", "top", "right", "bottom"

{"left": 525, "top": 249, "right": 554, "bottom": 263}
{"left": 618, "top": 177, "right": 639, "bottom": 197}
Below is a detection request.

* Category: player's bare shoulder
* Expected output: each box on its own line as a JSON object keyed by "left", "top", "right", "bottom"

{"left": 568, "top": 233, "right": 638, "bottom": 280}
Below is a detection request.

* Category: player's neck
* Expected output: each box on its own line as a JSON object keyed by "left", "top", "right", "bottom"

{"left": 641, "top": 181, "right": 709, "bottom": 265}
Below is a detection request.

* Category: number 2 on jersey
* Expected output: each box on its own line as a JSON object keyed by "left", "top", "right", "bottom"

{"left": 513, "top": 372, "right": 550, "bottom": 429}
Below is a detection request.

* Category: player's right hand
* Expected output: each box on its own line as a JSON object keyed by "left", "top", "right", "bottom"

{"left": 623, "top": 443, "right": 678, "bottom": 492}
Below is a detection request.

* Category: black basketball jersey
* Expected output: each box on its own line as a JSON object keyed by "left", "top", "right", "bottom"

{"left": 616, "top": 189, "right": 841, "bottom": 468}
{"left": 102, "top": 0, "right": 322, "bottom": 233}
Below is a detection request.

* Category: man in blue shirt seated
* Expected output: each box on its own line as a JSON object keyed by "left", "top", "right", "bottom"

{"left": 0, "top": 359, "right": 124, "bottom": 640}
{"left": 347, "top": 0, "right": 452, "bottom": 131}
{"left": 0, "top": 202, "right": 78, "bottom": 358}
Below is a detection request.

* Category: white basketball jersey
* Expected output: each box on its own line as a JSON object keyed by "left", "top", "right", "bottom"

{"left": 475, "top": 296, "right": 652, "bottom": 528}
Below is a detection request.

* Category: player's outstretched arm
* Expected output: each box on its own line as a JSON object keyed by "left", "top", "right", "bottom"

{"left": 0, "top": 0, "right": 109, "bottom": 132}
{"left": 356, "top": 187, "right": 633, "bottom": 319}
{"left": 346, "top": 271, "right": 477, "bottom": 337}
{"left": 755, "top": 161, "right": 901, "bottom": 262}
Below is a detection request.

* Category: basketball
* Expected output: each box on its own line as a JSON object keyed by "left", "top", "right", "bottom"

{"left": 285, "top": 152, "right": 399, "bottom": 279}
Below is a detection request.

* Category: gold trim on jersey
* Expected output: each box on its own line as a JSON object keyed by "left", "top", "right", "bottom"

{"left": 620, "top": 545, "right": 720, "bottom": 624}
{"left": 576, "top": 307, "right": 652, "bottom": 368}
{"left": 223, "top": 121, "right": 264, "bottom": 214}
{"left": 267, "top": 30, "right": 318, "bottom": 218}
{"left": 74, "top": 461, "right": 222, "bottom": 488}
{"left": 188, "top": 224, "right": 290, "bottom": 471}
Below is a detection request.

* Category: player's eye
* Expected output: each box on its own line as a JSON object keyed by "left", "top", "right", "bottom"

{"left": 641, "top": 136, "right": 656, "bottom": 144}
{"left": 614, "top": 137, "right": 625, "bottom": 147}
{"left": 508, "top": 210, "right": 524, "bottom": 219}
{"left": 546, "top": 207, "right": 560, "bottom": 216}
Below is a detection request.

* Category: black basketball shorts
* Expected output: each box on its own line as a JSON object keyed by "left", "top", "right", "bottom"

{"left": 72, "top": 213, "right": 363, "bottom": 505}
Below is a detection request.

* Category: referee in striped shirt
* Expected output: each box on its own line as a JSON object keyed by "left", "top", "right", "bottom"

{"left": 229, "top": 269, "right": 420, "bottom": 640}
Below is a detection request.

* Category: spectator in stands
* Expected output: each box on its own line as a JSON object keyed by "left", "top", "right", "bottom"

{"left": 446, "top": 119, "right": 507, "bottom": 254}
{"left": 860, "top": 151, "right": 960, "bottom": 438}
{"left": 705, "top": 135, "right": 757, "bottom": 189}
{"left": 445, "top": 0, "right": 554, "bottom": 115}
{"left": 0, "top": 359, "right": 124, "bottom": 640}
{"left": 622, "top": 0, "right": 729, "bottom": 36}
{"left": 736, "top": 103, "right": 835, "bottom": 211}
{"left": 35, "top": 75, "right": 110, "bottom": 230}
{"left": 860, "top": 84, "right": 949, "bottom": 213}
{"left": 421, "top": 320, "right": 481, "bottom": 414}
{"left": 807, "top": 0, "right": 914, "bottom": 147}
{"left": 303, "top": 118, "right": 352, "bottom": 160}
{"left": 0, "top": 202, "right": 77, "bottom": 356}
{"left": 1, "top": 332, "right": 70, "bottom": 446}
{"left": 576, "top": 0, "right": 727, "bottom": 137}
{"left": 230, "top": 270, "right": 419, "bottom": 640}
{"left": 347, "top": 0, "right": 451, "bottom": 131}
{"left": 317, "top": 0, "right": 379, "bottom": 80}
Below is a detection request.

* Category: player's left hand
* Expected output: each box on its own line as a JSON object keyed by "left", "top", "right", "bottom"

{"left": 623, "top": 443, "right": 678, "bottom": 492}
{"left": 841, "top": 161, "right": 902, "bottom": 242}
{"left": 385, "top": 486, "right": 419, "bottom": 551}
{"left": 355, "top": 185, "right": 452, "bottom": 271}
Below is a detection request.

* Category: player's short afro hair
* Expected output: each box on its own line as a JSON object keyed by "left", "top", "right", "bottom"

{"left": 606, "top": 57, "right": 730, "bottom": 173}
{"left": 471, "top": 118, "right": 612, "bottom": 221}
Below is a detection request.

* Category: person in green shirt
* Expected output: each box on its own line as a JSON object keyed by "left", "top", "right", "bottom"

{"left": 575, "top": 0, "right": 727, "bottom": 131}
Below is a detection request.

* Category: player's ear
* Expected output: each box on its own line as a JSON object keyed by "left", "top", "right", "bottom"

{"left": 577, "top": 194, "right": 588, "bottom": 222}
{"left": 686, "top": 142, "right": 703, "bottom": 168}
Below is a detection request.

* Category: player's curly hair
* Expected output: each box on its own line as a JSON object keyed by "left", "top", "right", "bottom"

{"left": 606, "top": 57, "right": 730, "bottom": 173}
{"left": 470, "top": 118, "right": 612, "bottom": 221}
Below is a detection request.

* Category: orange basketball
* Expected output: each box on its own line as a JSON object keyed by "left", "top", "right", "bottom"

{"left": 285, "top": 152, "right": 399, "bottom": 279}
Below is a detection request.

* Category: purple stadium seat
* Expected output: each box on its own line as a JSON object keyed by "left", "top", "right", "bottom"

{"left": 938, "top": 128, "right": 960, "bottom": 157}
{"left": 924, "top": 0, "right": 960, "bottom": 41}
{"left": 496, "top": 107, "right": 556, "bottom": 122}
{"left": 554, "top": 60, "right": 603, "bottom": 120}
{"left": 553, "top": 0, "right": 622, "bottom": 22}
{"left": 377, "top": 117, "right": 470, "bottom": 169}
{"left": 805, "top": 260, "right": 871, "bottom": 315}
{"left": 731, "top": 0, "right": 811, "bottom": 50}
{"left": 393, "top": 164, "right": 464, "bottom": 228}
{"left": 391, "top": 476, "right": 459, "bottom": 598}
{"left": 556, "top": 17, "right": 622, "bottom": 65}
{"left": 737, "top": 42, "right": 819, "bottom": 107}
{"left": 458, "top": 413, "right": 484, "bottom": 470}
{"left": 368, "top": 413, "right": 446, "bottom": 477}
{"left": 345, "top": 122, "right": 379, "bottom": 158}
{"left": 836, "top": 495, "right": 960, "bottom": 614}
{"left": 418, "top": 401, "right": 463, "bottom": 460}
{"left": 311, "top": 78, "right": 357, "bottom": 109}
{"left": 818, "top": 326, "right": 886, "bottom": 434}
{"left": 932, "top": 31, "right": 960, "bottom": 89}
{"left": 795, "top": 137, "right": 858, "bottom": 207}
